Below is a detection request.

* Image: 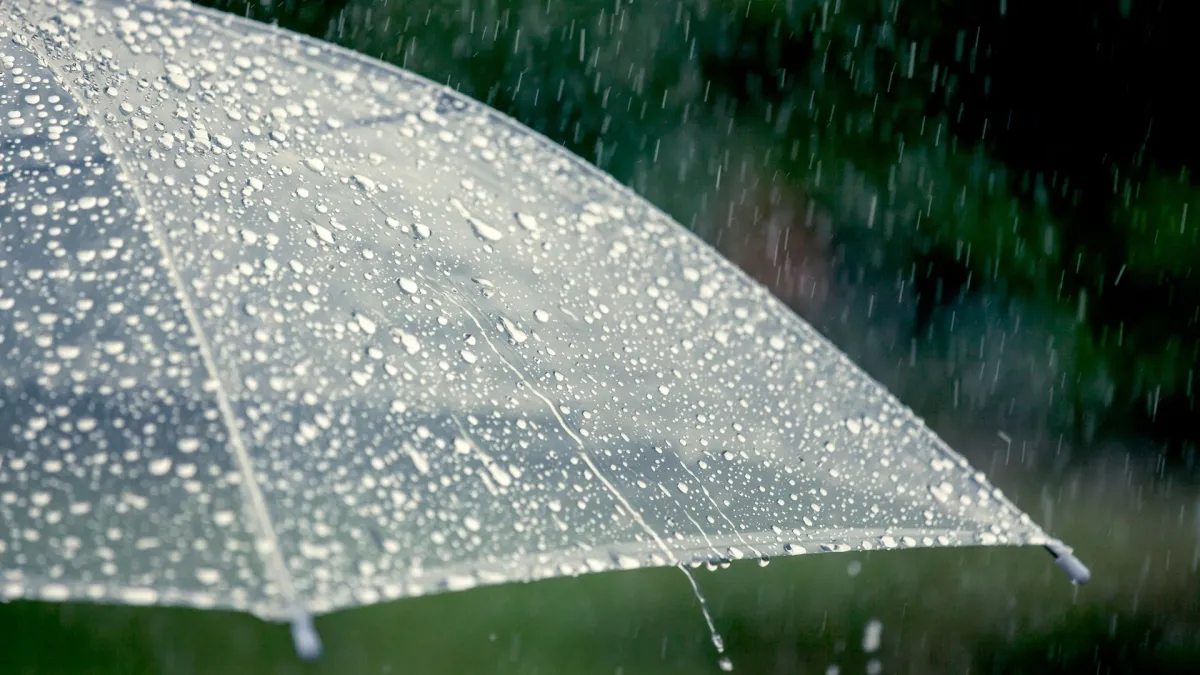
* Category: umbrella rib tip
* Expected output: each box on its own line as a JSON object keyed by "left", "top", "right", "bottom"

{"left": 1044, "top": 541, "right": 1092, "bottom": 586}
{"left": 290, "top": 610, "right": 324, "bottom": 661}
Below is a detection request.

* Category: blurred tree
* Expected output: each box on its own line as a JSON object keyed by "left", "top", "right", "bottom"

{"left": 920, "top": 0, "right": 1199, "bottom": 454}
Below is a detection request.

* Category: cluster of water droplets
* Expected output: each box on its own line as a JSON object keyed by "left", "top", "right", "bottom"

{"left": 0, "top": 0, "right": 1062, "bottom": 666}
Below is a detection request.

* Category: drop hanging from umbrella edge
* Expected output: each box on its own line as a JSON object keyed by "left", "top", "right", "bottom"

{"left": 290, "top": 605, "right": 324, "bottom": 661}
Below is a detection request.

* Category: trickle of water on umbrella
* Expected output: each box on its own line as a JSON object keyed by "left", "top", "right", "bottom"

{"left": 441, "top": 290, "right": 733, "bottom": 670}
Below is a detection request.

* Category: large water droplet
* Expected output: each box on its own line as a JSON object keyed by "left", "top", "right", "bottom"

{"left": 515, "top": 212, "right": 539, "bottom": 230}
{"left": 470, "top": 217, "right": 504, "bottom": 242}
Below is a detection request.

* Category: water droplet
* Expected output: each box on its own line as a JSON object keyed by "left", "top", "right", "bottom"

{"left": 397, "top": 331, "right": 421, "bottom": 355}
{"left": 313, "top": 223, "right": 335, "bottom": 244}
{"left": 443, "top": 575, "right": 477, "bottom": 592}
{"left": 928, "top": 481, "right": 954, "bottom": 503}
{"left": 196, "top": 568, "right": 222, "bottom": 586}
{"left": 515, "top": 212, "right": 539, "bottom": 230}
{"left": 397, "top": 277, "right": 419, "bottom": 294}
{"left": 148, "top": 458, "right": 172, "bottom": 476}
{"left": 501, "top": 317, "right": 527, "bottom": 344}
{"left": 56, "top": 345, "right": 81, "bottom": 360}
{"left": 1045, "top": 542, "right": 1091, "bottom": 585}
{"left": 120, "top": 588, "right": 158, "bottom": 605}
{"left": 470, "top": 217, "right": 504, "bottom": 242}
{"left": 166, "top": 70, "right": 190, "bottom": 91}
{"left": 862, "top": 618, "right": 883, "bottom": 653}
{"left": 354, "top": 313, "right": 377, "bottom": 335}
{"left": 40, "top": 584, "right": 70, "bottom": 602}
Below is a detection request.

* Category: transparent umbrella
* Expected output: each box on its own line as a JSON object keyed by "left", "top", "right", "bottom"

{"left": 0, "top": 0, "right": 1088, "bottom": 664}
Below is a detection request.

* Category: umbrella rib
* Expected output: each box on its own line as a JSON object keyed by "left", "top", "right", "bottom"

{"left": 133, "top": 176, "right": 322, "bottom": 657}
{"left": 133, "top": 187, "right": 324, "bottom": 657}
{"left": 135, "top": 180, "right": 323, "bottom": 655}
{"left": 12, "top": 22, "right": 321, "bottom": 659}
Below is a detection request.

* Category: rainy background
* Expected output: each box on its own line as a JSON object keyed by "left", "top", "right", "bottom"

{"left": 2, "top": 0, "right": 1198, "bottom": 673}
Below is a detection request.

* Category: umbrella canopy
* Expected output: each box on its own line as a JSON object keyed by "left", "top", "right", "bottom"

{"left": 0, "top": 0, "right": 1087, "bottom": 661}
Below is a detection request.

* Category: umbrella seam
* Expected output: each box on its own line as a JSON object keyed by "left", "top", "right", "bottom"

{"left": 9, "top": 5, "right": 310, "bottom": 630}
{"left": 676, "top": 454, "right": 766, "bottom": 558}
{"left": 442, "top": 291, "right": 682, "bottom": 565}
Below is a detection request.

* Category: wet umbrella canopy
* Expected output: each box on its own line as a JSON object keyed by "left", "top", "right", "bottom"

{"left": 0, "top": 0, "right": 1088, "bottom": 663}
